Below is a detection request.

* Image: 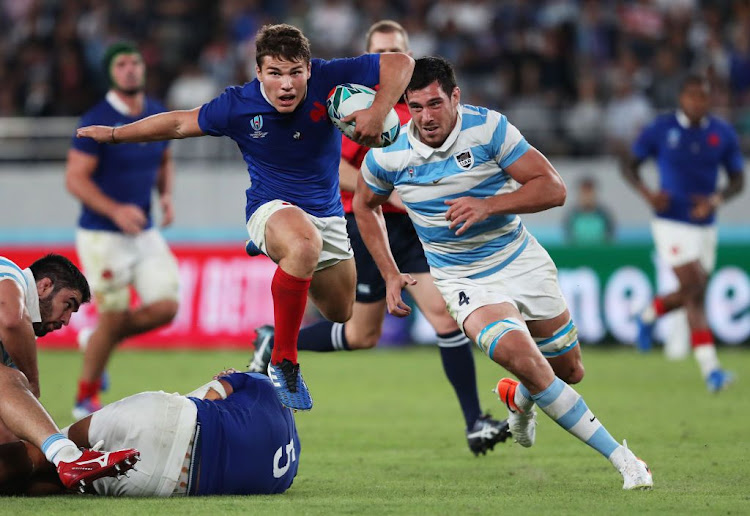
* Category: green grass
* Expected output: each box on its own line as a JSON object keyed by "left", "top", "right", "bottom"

{"left": 4, "top": 345, "right": 750, "bottom": 515}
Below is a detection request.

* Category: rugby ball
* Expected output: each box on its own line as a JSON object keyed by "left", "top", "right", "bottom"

{"left": 326, "top": 83, "right": 400, "bottom": 148}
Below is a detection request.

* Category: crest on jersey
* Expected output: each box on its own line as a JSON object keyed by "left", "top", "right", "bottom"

{"left": 251, "top": 115, "right": 263, "bottom": 131}
{"left": 454, "top": 149, "right": 474, "bottom": 170}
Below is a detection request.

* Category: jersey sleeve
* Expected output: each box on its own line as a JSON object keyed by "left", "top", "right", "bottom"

{"left": 223, "top": 372, "right": 252, "bottom": 392}
{"left": 71, "top": 112, "right": 103, "bottom": 157}
{"left": 361, "top": 150, "right": 394, "bottom": 196}
{"left": 722, "top": 125, "right": 745, "bottom": 175}
{"left": 631, "top": 121, "right": 658, "bottom": 160}
{"left": 198, "top": 87, "right": 234, "bottom": 137}
{"left": 0, "top": 258, "right": 27, "bottom": 294}
{"left": 491, "top": 113, "right": 530, "bottom": 168}
{"left": 316, "top": 55, "right": 380, "bottom": 93}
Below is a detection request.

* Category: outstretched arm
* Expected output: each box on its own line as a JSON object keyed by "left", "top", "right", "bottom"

{"left": 352, "top": 175, "right": 415, "bottom": 317}
{"left": 76, "top": 108, "right": 204, "bottom": 144}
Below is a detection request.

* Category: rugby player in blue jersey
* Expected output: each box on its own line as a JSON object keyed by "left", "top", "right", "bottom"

{"left": 0, "top": 368, "right": 299, "bottom": 496}
{"left": 354, "top": 57, "right": 652, "bottom": 489}
{"left": 66, "top": 43, "right": 180, "bottom": 419}
{"left": 76, "top": 24, "right": 414, "bottom": 412}
{"left": 623, "top": 74, "right": 744, "bottom": 392}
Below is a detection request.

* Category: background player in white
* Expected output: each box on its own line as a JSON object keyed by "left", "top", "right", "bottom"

{"left": 623, "top": 74, "right": 744, "bottom": 392}
{"left": 354, "top": 57, "right": 653, "bottom": 489}
{"left": 75, "top": 24, "right": 414, "bottom": 411}
{"left": 0, "top": 254, "right": 139, "bottom": 492}
{"left": 0, "top": 368, "right": 299, "bottom": 497}
{"left": 250, "top": 20, "right": 510, "bottom": 456}
{"left": 66, "top": 42, "right": 179, "bottom": 418}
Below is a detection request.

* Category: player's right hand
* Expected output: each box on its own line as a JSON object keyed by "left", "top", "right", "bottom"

{"left": 646, "top": 190, "right": 670, "bottom": 213}
{"left": 113, "top": 204, "right": 147, "bottom": 235}
{"left": 76, "top": 125, "right": 114, "bottom": 143}
{"left": 385, "top": 273, "right": 417, "bottom": 317}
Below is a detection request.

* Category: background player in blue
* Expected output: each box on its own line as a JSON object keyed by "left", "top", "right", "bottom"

{"left": 76, "top": 24, "right": 415, "bottom": 411}
{"left": 355, "top": 57, "right": 652, "bottom": 489}
{"left": 66, "top": 42, "right": 180, "bottom": 419}
{"left": 0, "top": 368, "right": 299, "bottom": 496}
{"left": 0, "top": 254, "right": 140, "bottom": 491}
{"left": 250, "top": 20, "right": 510, "bottom": 456}
{"left": 623, "top": 74, "right": 745, "bottom": 392}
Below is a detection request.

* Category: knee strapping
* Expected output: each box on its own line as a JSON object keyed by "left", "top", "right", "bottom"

{"left": 534, "top": 319, "right": 579, "bottom": 357}
{"left": 476, "top": 318, "right": 528, "bottom": 358}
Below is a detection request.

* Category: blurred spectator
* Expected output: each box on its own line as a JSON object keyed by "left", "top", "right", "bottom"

{"left": 603, "top": 72, "right": 654, "bottom": 156}
{"left": 564, "top": 178, "right": 616, "bottom": 245}
{"left": 166, "top": 62, "right": 219, "bottom": 110}
{"left": 564, "top": 75, "right": 604, "bottom": 155}
{"left": 0, "top": 0, "right": 749, "bottom": 154}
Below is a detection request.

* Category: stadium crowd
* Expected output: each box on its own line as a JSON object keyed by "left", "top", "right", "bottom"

{"left": 0, "top": 0, "right": 749, "bottom": 156}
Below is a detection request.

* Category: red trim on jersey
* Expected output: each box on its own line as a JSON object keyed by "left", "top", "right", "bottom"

{"left": 341, "top": 101, "right": 411, "bottom": 214}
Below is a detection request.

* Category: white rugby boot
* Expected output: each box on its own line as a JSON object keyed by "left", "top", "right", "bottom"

{"left": 610, "top": 440, "right": 653, "bottom": 490}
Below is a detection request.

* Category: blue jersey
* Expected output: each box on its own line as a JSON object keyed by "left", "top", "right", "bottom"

{"left": 632, "top": 111, "right": 744, "bottom": 225}
{"left": 198, "top": 55, "right": 380, "bottom": 220}
{"left": 189, "top": 372, "right": 300, "bottom": 495}
{"left": 72, "top": 96, "right": 170, "bottom": 232}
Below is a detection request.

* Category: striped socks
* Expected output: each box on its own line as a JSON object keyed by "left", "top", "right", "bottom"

{"left": 532, "top": 377, "right": 620, "bottom": 458}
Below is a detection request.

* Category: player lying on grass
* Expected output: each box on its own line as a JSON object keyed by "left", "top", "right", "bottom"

{"left": 0, "top": 369, "right": 300, "bottom": 496}
{"left": 354, "top": 57, "right": 653, "bottom": 490}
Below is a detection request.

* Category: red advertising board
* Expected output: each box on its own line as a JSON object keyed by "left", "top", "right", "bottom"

{"left": 3, "top": 245, "right": 278, "bottom": 349}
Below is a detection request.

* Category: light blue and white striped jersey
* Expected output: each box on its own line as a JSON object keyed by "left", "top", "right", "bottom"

{"left": 361, "top": 105, "right": 532, "bottom": 280}
{"left": 0, "top": 257, "right": 40, "bottom": 367}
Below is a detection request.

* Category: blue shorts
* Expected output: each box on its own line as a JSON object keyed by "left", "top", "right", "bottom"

{"left": 346, "top": 212, "right": 430, "bottom": 303}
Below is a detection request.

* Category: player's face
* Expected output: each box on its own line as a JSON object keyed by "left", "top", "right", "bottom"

{"left": 256, "top": 56, "right": 311, "bottom": 113}
{"left": 368, "top": 31, "right": 408, "bottom": 54}
{"left": 405, "top": 81, "right": 460, "bottom": 148}
{"left": 679, "top": 83, "right": 710, "bottom": 122}
{"left": 111, "top": 53, "right": 145, "bottom": 95}
{"left": 35, "top": 287, "right": 82, "bottom": 337}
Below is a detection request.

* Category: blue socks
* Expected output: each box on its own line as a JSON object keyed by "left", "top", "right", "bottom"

{"left": 296, "top": 321, "right": 350, "bottom": 352}
{"left": 437, "top": 330, "right": 482, "bottom": 429}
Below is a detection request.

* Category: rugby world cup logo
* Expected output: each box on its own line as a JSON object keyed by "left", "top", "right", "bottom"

{"left": 251, "top": 115, "right": 263, "bottom": 132}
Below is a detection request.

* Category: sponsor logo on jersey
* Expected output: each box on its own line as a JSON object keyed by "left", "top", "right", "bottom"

{"left": 454, "top": 149, "right": 474, "bottom": 170}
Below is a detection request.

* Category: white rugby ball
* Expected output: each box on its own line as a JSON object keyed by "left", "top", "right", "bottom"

{"left": 326, "top": 83, "right": 401, "bottom": 148}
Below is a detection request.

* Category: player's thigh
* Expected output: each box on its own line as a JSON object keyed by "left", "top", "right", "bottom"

{"left": 309, "top": 258, "right": 356, "bottom": 322}
{"left": 651, "top": 218, "right": 707, "bottom": 272}
{"left": 405, "top": 272, "right": 458, "bottom": 334}
{"left": 264, "top": 205, "right": 323, "bottom": 264}
{"left": 76, "top": 229, "right": 134, "bottom": 312}
{"left": 132, "top": 229, "right": 180, "bottom": 306}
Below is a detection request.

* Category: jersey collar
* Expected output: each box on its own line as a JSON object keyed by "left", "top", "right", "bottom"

{"left": 22, "top": 269, "right": 41, "bottom": 323}
{"left": 676, "top": 110, "right": 709, "bottom": 129}
{"left": 407, "top": 106, "right": 463, "bottom": 158}
{"left": 106, "top": 90, "right": 142, "bottom": 117}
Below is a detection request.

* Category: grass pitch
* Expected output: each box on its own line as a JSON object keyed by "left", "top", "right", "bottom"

{"left": 3, "top": 345, "right": 749, "bottom": 515}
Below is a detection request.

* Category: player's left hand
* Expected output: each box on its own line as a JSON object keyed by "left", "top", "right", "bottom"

{"left": 690, "top": 194, "right": 720, "bottom": 221}
{"left": 342, "top": 106, "right": 387, "bottom": 147}
{"left": 160, "top": 194, "right": 175, "bottom": 227}
{"left": 214, "top": 368, "right": 239, "bottom": 379}
{"left": 445, "top": 197, "right": 491, "bottom": 236}
{"left": 76, "top": 125, "right": 114, "bottom": 143}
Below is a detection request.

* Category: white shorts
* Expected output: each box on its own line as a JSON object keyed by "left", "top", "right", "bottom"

{"left": 85, "top": 391, "right": 197, "bottom": 497}
{"left": 435, "top": 235, "right": 568, "bottom": 331}
{"left": 76, "top": 228, "right": 180, "bottom": 312}
{"left": 651, "top": 218, "right": 717, "bottom": 271}
{"left": 246, "top": 200, "right": 353, "bottom": 271}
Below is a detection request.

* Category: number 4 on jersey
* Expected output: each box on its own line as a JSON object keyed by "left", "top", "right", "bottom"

{"left": 458, "top": 291, "right": 470, "bottom": 306}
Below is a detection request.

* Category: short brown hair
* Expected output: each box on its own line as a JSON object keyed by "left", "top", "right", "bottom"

{"left": 365, "top": 20, "right": 409, "bottom": 51}
{"left": 256, "top": 24, "right": 311, "bottom": 67}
